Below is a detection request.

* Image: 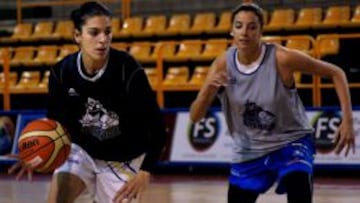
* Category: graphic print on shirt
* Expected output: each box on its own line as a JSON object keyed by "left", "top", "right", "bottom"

{"left": 80, "top": 97, "right": 121, "bottom": 140}
{"left": 242, "top": 101, "right": 276, "bottom": 131}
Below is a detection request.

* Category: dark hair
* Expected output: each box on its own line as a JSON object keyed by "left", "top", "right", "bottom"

{"left": 71, "top": 1, "right": 112, "bottom": 31}
{"left": 231, "top": 3, "right": 264, "bottom": 28}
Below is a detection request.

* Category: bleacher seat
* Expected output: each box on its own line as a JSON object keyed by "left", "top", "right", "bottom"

{"left": 184, "top": 12, "right": 216, "bottom": 35}
{"left": 128, "top": 42, "right": 152, "bottom": 62}
{"left": 159, "top": 14, "right": 191, "bottom": 36}
{"left": 50, "top": 20, "right": 74, "bottom": 41}
{"left": 28, "top": 45, "right": 58, "bottom": 66}
{"left": 111, "top": 18, "right": 122, "bottom": 38}
{"left": 316, "top": 34, "right": 340, "bottom": 58}
{"left": 167, "top": 40, "right": 203, "bottom": 62}
{"left": 198, "top": 39, "right": 229, "bottom": 61}
{"left": 290, "top": 7, "right": 322, "bottom": 30}
{"left": 117, "top": 16, "right": 143, "bottom": 37}
{"left": 38, "top": 70, "right": 50, "bottom": 89}
{"left": 285, "top": 35, "right": 314, "bottom": 56}
{"left": 316, "top": 6, "right": 350, "bottom": 28}
{"left": 163, "top": 66, "right": 189, "bottom": 87}
{"left": 265, "top": 8, "right": 295, "bottom": 31}
{"left": 150, "top": 41, "right": 177, "bottom": 61}
{"left": 0, "top": 72, "right": 18, "bottom": 91}
{"left": 25, "top": 21, "right": 54, "bottom": 42}
{"left": 188, "top": 66, "right": 209, "bottom": 86}
{"left": 10, "top": 46, "right": 36, "bottom": 67}
{"left": 261, "top": 36, "right": 283, "bottom": 45}
{"left": 111, "top": 42, "right": 128, "bottom": 51}
{"left": 144, "top": 68, "right": 158, "bottom": 89}
{"left": 57, "top": 44, "right": 78, "bottom": 62}
{"left": 0, "top": 23, "right": 33, "bottom": 43}
{"left": 208, "top": 11, "right": 231, "bottom": 34}
{"left": 12, "top": 71, "right": 41, "bottom": 92}
{"left": 134, "top": 15, "right": 167, "bottom": 37}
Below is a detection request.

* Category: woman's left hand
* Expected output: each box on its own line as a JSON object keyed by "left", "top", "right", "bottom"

{"left": 334, "top": 119, "right": 356, "bottom": 156}
{"left": 113, "top": 170, "right": 150, "bottom": 203}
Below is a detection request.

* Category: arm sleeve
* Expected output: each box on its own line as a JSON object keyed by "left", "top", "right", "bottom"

{"left": 125, "top": 56, "right": 167, "bottom": 172}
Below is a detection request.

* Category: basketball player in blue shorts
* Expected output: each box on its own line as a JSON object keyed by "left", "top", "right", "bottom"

{"left": 8, "top": 1, "right": 166, "bottom": 203}
{"left": 190, "top": 3, "right": 355, "bottom": 203}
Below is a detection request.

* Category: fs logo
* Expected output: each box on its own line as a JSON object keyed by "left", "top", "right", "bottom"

{"left": 188, "top": 112, "right": 220, "bottom": 152}
{"left": 311, "top": 110, "right": 341, "bottom": 154}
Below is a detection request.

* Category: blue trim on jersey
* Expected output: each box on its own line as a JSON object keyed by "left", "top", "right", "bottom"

{"left": 229, "top": 135, "right": 315, "bottom": 194}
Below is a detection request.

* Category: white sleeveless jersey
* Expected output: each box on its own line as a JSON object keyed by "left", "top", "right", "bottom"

{"left": 218, "top": 44, "right": 314, "bottom": 163}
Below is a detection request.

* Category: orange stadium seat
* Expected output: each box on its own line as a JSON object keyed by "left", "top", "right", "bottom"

{"left": 144, "top": 68, "right": 158, "bottom": 89}
{"left": 168, "top": 40, "right": 203, "bottom": 62}
{"left": 50, "top": 20, "right": 74, "bottom": 41}
{"left": 12, "top": 71, "right": 41, "bottom": 93}
{"left": 188, "top": 66, "right": 209, "bottom": 86}
{"left": 111, "top": 42, "right": 128, "bottom": 51}
{"left": 117, "top": 16, "right": 143, "bottom": 37}
{"left": 285, "top": 35, "right": 314, "bottom": 56}
{"left": 316, "top": 6, "right": 350, "bottom": 28}
{"left": 128, "top": 42, "right": 152, "bottom": 62}
{"left": 150, "top": 41, "right": 176, "bottom": 61}
{"left": 57, "top": 44, "right": 79, "bottom": 62}
{"left": 10, "top": 46, "right": 36, "bottom": 67}
{"left": 184, "top": 12, "right": 216, "bottom": 35}
{"left": 28, "top": 45, "right": 58, "bottom": 67}
{"left": 209, "top": 11, "right": 231, "bottom": 34}
{"left": 341, "top": 5, "right": 360, "bottom": 27}
{"left": 25, "top": 21, "right": 54, "bottom": 41}
{"left": 291, "top": 7, "right": 322, "bottom": 30}
{"left": 0, "top": 23, "right": 33, "bottom": 43}
{"left": 317, "top": 34, "right": 339, "bottom": 58}
{"left": 262, "top": 36, "right": 283, "bottom": 45}
{"left": 134, "top": 15, "right": 167, "bottom": 37}
{"left": 198, "top": 39, "right": 229, "bottom": 61}
{"left": 159, "top": 14, "right": 191, "bottom": 36}
{"left": 163, "top": 66, "right": 189, "bottom": 87}
{"left": 0, "top": 72, "right": 18, "bottom": 91}
{"left": 265, "top": 8, "right": 295, "bottom": 31}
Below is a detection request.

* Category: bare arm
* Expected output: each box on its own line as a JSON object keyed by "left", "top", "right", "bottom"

{"left": 190, "top": 53, "right": 227, "bottom": 122}
{"left": 277, "top": 46, "right": 355, "bottom": 155}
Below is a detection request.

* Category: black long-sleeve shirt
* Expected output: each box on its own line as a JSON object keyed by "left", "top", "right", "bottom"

{"left": 47, "top": 48, "right": 166, "bottom": 172}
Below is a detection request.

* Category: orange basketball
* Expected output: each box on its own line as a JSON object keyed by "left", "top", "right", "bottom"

{"left": 18, "top": 118, "right": 71, "bottom": 173}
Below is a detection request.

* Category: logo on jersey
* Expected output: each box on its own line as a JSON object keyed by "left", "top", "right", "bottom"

{"left": 243, "top": 101, "right": 276, "bottom": 131}
{"left": 311, "top": 110, "right": 341, "bottom": 154}
{"left": 80, "top": 98, "right": 120, "bottom": 140}
{"left": 188, "top": 112, "right": 220, "bottom": 152}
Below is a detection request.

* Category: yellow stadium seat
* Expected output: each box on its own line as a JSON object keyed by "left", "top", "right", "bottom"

{"left": 10, "top": 46, "right": 36, "bottom": 67}
{"left": 128, "top": 42, "right": 152, "bottom": 62}
{"left": 57, "top": 44, "right": 79, "bottom": 62}
{"left": 28, "top": 45, "right": 58, "bottom": 66}
{"left": 291, "top": 7, "right": 322, "bottom": 30}
{"left": 265, "top": 9, "right": 295, "bottom": 31}
{"left": 341, "top": 5, "right": 360, "bottom": 27}
{"left": 163, "top": 66, "right": 189, "bottom": 87}
{"left": 261, "top": 36, "right": 283, "bottom": 45}
{"left": 111, "top": 42, "right": 128, "bottom": 51}
{"left": 150, "top": 41, "right": 177, "bottom": 61}
{"left": 168, "top": 40, "right": 203, "bottom": 62}
{"left": 134, "top": 15, "right": 167, "bottom": 37}
{"left": 285, "top": 35, "right": 314, "bottom": 56}
{"left": 198, "top": 39, "right": 229, "bottom": 61}
{"left": 317, "top": 34, "right": 339, "bottom": 58}
{"left": 184, "top": 12, "right": 216, "bottom": 35}
{"left": 50, "top": 20, "right": 74, "bottom": 41}
{"left": 12, "top": 71, "right": 41, "bottom": 93}
{"left": 209, "top": 11, "right": 231, "bottom": 34}
{"left": 144, "top": 68, "right": 158, "bottom": 89}
{"left": 0, "top": 23, "right": 33, "bottom": 43}
{"left": 316, "top": 6, "right": 350, "bottom": 28}
{"left": 0, "top": 72, "right": 17, "bottom": 89}
{"left": 117, "top": 16, "right": 143, "bottom": 37}
{"left": 188, "top": 66, "right": 209, "bottom": 86}
{"left": 159, "top": 14, "right": 191, "bottom": 36}
{"left": 26, "top": 21, "right": 54, "bottom": 41}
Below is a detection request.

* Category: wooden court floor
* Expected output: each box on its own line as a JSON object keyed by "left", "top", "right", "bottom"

{"left": 1, "top": 173, "right": 360, "bottom": 203}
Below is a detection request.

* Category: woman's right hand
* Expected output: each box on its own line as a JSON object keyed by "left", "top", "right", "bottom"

{"left": 7, "top": 154, "right": 34, "bottom": 181}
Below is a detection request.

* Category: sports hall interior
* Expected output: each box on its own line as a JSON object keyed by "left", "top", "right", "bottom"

{"left": 1, "top": 0, "right": 360, "bottom": 203}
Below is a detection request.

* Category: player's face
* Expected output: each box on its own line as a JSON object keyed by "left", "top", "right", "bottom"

{"left": 75, "top": 15, "right": 112, "bottom": 63}
{"left": 231, "top": 11, "right": 262, "bottom": 50}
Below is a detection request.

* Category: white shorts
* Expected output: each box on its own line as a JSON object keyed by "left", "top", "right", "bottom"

{"left": 54, "top": 143, "right": 145, "bottom": 203}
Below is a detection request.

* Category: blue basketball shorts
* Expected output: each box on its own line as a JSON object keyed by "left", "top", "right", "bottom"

{"left": 229, "top": 135, "right": 315, "bottom": 194}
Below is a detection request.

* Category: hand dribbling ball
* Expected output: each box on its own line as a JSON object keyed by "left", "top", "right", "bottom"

{"left": 18, "top": 118, "right": 71, "bottom": 173}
